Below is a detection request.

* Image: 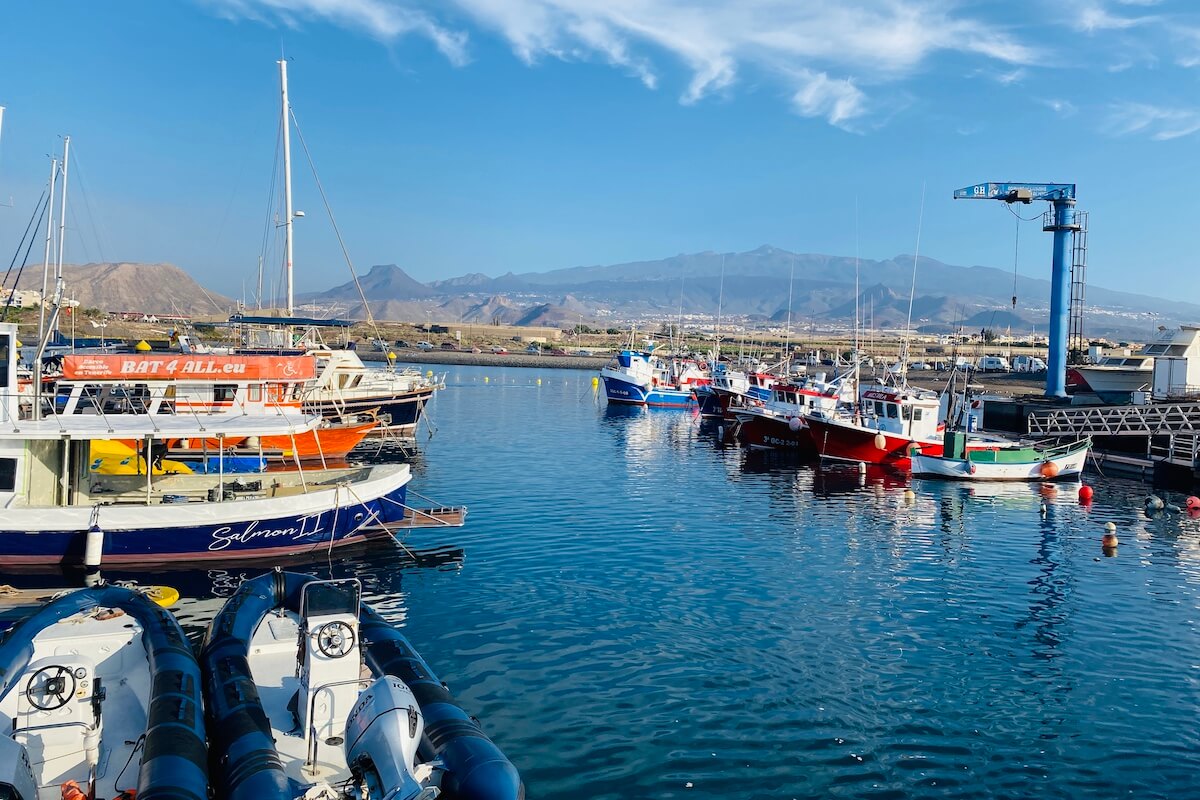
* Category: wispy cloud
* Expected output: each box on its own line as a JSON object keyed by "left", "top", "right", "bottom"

{"left": 203, "top": 0, "right": 1043, "bottom": 130}
{"left": 1038, "top": 97, "right": 1078, "bottom": 117}
{"left": 1105, "top": 102, "right": 1200, "bottom": 139}
{"left": 1071, "top": 0, "right": 1158, "bottom": 32}
{"left": 204, "top": 0, "right": 469, "bottom": 64}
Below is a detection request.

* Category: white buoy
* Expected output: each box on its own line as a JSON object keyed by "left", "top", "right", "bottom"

{"left": 858, "top": 461, "right": 867, "bottom": 474}
{"left": 84, "top": 524, "right": 104, "bottom": 570}
{"left": 874, "top": 432, "right": 887, "bottom": 450}
{"left": 788, "top": 416, "right": 802, "bottom": 432}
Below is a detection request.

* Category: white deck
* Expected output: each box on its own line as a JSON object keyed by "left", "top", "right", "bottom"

{"left": 0, "top": 609, "right": 151, "bottom": 799}
{"left": 0, "top": 410, "right": 322, "bottom": 441}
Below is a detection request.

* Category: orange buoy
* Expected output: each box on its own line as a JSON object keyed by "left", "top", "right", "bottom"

{"left": 1039, "top": 460, "right": 1060, "bottom": 478}
{"left": 1102, "top": 532, "right": 1119, "bottom": 548}
{"left": 1078, "top": 485, "right": 1094, "bottom": 504}
{"left": 1187, "top": 496, "right": 1200, "bottom": 512}
{"left": 61, "top": 781, "right": 86, "bottom": 800}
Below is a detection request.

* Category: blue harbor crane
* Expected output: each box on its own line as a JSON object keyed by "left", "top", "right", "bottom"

{"left": 953, "top": 182, "right": 1086, "bottom": 399}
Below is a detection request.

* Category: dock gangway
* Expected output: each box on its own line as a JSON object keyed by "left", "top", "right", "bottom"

{"left": 1028, "top": 402, "right": 1200, "bottom": 437}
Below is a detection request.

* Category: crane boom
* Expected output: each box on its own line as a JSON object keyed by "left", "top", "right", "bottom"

{"left": 953, "top": 181, "right": 1082, "bottom": 399}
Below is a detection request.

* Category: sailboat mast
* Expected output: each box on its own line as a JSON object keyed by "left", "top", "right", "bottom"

{"left": 37, "top": 157, "right": 57, "bottom": 348}
{"left": 53, "top": 136, "right": 70, "bottom": 333}
{"left": 279, "top": 59, "right": 295, "bottom": 316}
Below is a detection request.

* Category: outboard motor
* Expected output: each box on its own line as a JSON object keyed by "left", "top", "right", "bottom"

{"left": 0, "top": 737, "right": 37, "bottom": 800}
{"left": 344, "top": 676, "right": 439, "bottom": 799}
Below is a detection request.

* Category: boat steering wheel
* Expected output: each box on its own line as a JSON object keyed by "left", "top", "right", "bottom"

{"left": 25, "top": 665, "right": 76, "bottom": 711}
{"left": 314, "top": 621, "right": 356, "bottom": 658}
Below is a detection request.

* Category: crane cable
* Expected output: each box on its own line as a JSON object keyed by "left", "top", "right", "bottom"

{"left": 1004, "top": 202, "right": 1041, "bottom": 310}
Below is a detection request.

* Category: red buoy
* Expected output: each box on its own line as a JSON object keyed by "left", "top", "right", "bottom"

{"left": 1187, "top": 496, "right": 1200, "bottom": 512}
{"left": 1079, "top": 485, "right": 1094, "bottom": 503}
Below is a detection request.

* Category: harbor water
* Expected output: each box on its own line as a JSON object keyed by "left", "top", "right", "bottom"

{"left": 86, "top": 365, "right": 1200, "bottom": 797}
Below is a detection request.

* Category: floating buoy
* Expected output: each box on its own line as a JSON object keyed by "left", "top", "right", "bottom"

{"left": 788, "top": 417, "right": 802, "bottom": 432}
{"left": 1104, "top": 521, "right": 1117, "bottom": 533}
{"left": 1102, "top": 527, "right": 1119, "bottom": 549}
{"left": 592, "top": 377, "right": 599, "bottom": 387}
{"left": 1039, "top": 460, "right": 1060, "bottom": 479}
{"left": 484, "top": 376, "right": 490, "bottom": 383}
{"left": 426, "top": 370, "right": 433, "bottom": 377}
{"left": 135, "top": 339, "right": 152, "bottom": 352}
{"left": 874, "top": 432, "right": 887, "bottom": 451}
{"left": 1145, "top": 494, "right": 1164, "bottom": 511}
{"left": 903, "top": 488, "right": 916, "bottom": 503}
{"left": 1187, "top": 496, "right": 1200, "bottom": 512}
{"left": 858, "top": 461, "right": 866, "bottom": 474}
{"left": 536, "top": 378, "right": 542, "bottom": 385}
{"left": 387, "top": 351, "right": 396, "bottom": 361}
{"left": 1078, "top": 485, "right": 1094, "bottom": 504}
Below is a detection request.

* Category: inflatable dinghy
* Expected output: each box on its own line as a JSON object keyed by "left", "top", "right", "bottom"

{"left": 0, "top": 585, "right": 207, "bottom": 800}
{"left": 201, "top": 570, "right": 522, "bottom": 800}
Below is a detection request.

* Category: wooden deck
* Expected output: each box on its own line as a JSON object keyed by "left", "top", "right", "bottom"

{"left": 374, "top": 505, "right": 468, "bottom": 530}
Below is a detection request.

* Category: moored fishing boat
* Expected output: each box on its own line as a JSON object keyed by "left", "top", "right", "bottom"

{"left": 0, "top": 584, "right": 208, "bottom": 800}
{"left": 0, "top": 323, "right": 418, "bottom": 565}
{"left": 600, "top": 348, "right": 708, "bottom": 408}
{"left": 912, "top": 434, "right": 1091, "bottom": 480}
{"left": 201, "top": 571, "right": 522, "bottom": 800}
{"left": 732, "top": 375, "right": 851, "bottom": 452}
{"left": 805, "top": 383, "right": 947, "bottom": 468}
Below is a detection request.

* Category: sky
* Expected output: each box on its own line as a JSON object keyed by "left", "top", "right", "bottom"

{"left": 1, "top": 0, "right": 1200, "bottom": 303}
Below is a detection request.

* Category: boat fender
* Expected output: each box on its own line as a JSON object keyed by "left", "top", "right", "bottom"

{"left": 1039, "top": 460, "right": 1060, "bottom": 479}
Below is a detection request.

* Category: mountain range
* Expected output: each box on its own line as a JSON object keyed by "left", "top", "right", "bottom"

{"left": 12, "top": 263, "right": 232, "bottom": 316}
{"left": 294, "top": 245, "right": 1198, "bottom": 338}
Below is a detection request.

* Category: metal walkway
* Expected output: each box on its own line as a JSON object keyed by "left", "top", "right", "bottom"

{"left": 1028, "top": 402, "right": 1200, "bottom": 436}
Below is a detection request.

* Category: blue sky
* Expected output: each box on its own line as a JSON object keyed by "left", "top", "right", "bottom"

{"left": 1, "top": 0, "right": 1199, "bottom": 303}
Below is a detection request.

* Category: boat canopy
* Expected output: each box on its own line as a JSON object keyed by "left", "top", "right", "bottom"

{"left": 227, "top": 314, "right": 355, "bottom": 328}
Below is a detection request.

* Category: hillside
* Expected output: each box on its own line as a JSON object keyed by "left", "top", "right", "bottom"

{"left": 13, "top": 262, "right": 232, "bottom": 315}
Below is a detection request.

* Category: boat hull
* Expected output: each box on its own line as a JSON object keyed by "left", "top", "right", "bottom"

{"left": 602, "top": 375, "right": 695, "bottom": 408}
{"left": 733, "top": 413, "right": 815, "bottom": 453}
{"left": 806, "top": 415, "right": 940, "bottom": 468}
{"left": 912, "top": 446, "right": 1089, "bottom": 481}
{"left": 0, "top": 466, "right": 410, "bottom": 565}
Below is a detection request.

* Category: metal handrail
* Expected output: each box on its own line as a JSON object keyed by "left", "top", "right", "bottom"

{"left": 303, "top": 676, "right": 372, "bottom": 770}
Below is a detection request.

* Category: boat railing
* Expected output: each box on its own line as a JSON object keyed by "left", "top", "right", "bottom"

{"left": 303, "top": 676, "right": 372, "bottom": 771}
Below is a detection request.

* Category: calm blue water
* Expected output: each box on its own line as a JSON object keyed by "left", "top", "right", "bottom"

{"left": 61, "top": 365, "right": 1200, "bottom": 797}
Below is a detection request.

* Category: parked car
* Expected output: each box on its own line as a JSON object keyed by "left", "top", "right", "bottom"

{"left": 470, "top": 346, "right": 482, "bottom": 353}
{"left": 576, "top": 349, "right": 593, "bottom": 356}
{"left": 416, "top": 341, "right": 434, "bottom": 351}
{"left": 909, "top": 362, "right": 932, "bottom": 371}
{"left": 394, "top": 339, "right": 411, "bottom": 348}
{"left": 491, "top": 346, "right": 509, "bottom": 354}
{"left": 440, "top": 342, "right": 457, "bottom": 350}
{"left": 525, "top": 345, "right": 542, "bottom": 355}
{"left": 551, "top": 348, "right": 568, "bottom": 356}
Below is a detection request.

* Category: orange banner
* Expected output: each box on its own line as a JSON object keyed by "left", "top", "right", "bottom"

{"left": 62, "top": 354, "right": 317, "bottom": 382}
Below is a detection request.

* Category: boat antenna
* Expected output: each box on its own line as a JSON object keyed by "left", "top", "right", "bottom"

{"left": 784, "top": 254, "right": 794, "bottom": 368}
{"left": 715, "top": 253, "right": 725, "bottom": 362}
{"left": 900, "top": 181, "right": 925, "bottom": 384}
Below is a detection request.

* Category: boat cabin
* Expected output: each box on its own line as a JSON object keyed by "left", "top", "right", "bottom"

{"left": 859, "top": 385, "right": 941, "bottom": 439}
{"left": 47, "top": 354, "right": 316, "bottom": 418}
{"left": 1147, "top": 324, "right": 1200, "bottom": 400}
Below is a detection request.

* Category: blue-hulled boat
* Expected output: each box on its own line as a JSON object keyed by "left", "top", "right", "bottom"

{"left": 202, "top": 571, "right": 522, "bottom": 800}
{"left": 0, "top": 584, "right": 208, "bottom": 800}
{"left": 600, "top": 349, "right": 708, "bottom": 408}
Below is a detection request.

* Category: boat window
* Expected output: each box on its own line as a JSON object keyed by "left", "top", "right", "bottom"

{"left": 902, "top": 405, "right": 912, "bottom": 420}
{"left": 248, "top": 384, "right": 262, "bottom": 402}
{"left": 886, "top": 403, "right": 899, "bottom": 419}
{"left": 0, "top": 457, "right": 14, "bottom": 491}
{"left": 213, "top": 384, "right": 238, "bottom": 402}
{"left": 0, "top": 334, "right": 9, "bottom": 388}
{"left": 912, "top": 408, "right": 923, "bottom": 421}
{"left": 874, "top": 400, "right": 885, "bottom": 416}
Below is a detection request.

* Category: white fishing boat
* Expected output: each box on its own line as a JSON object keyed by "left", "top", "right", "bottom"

{"left": 912, "top": 434, "right": 1091, "bottom": 481}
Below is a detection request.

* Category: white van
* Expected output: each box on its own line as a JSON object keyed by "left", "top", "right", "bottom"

{"left": 1012, "top": 355, "right": 1047, "bottom": 372}
{"left": 978, "top": 356, "right": 1011, "bottom": 372}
